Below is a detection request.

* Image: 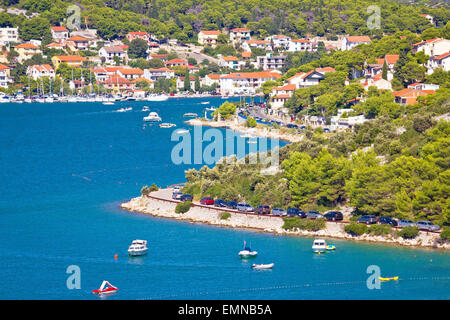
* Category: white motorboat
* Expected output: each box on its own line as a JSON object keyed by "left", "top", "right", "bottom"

{"left": 44, "top": 96, "right": 54, "bottom": 103}
{"left": 205, "top": 107, "right": 216, "bottom": 111}
{"left": 142, "top": 106, "right": 149, "bottom": 111}
{"left": 67, "top": 96, "right": 77, "bottom": 103}
{"left": 238, "top": 241, "right": 258, "bottom": 258}
{"left": 102, "top": 102, "right": 114, "bottom": 105}
{"left": 175, "top": 129, "right": 189, "bottom": 134}
{"left": 183, "top": 113, "right": 198, "bottom": 117}
{"left": 36, "top": 97, "right": 45, "bottom": 103}
{"left": 143, "top": 112, "right": 162, "bottom": 122}
{"left": 159, "top": 123, "right": 176, "bottom": 128}
{"left": 147, "top": 94, "right": 169, "bottom": 102}
{"left": 128, "top": 239, "right": 148, "bottom": 256}
{"left": 251, "top": 263, "right": 274, "bottom": 270}
{"left": 312, "top": 239, "right": 327, "bottom": 253}
{"left": 24, "top": 98, "right": 32, "bottom": 103}
{"left": 200, "top": 101, "right": 210, "bottom": 105}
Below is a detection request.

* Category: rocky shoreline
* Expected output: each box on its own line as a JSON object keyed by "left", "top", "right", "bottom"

{"left": 121, "top": 193, "right": 450, "bottom": 251}
{"left": 185, "top": 118, "right": 304, "bottom": 143}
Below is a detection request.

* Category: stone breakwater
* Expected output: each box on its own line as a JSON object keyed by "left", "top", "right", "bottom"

{"left": 121, "top": 191, "right": 449, "bottom": 250}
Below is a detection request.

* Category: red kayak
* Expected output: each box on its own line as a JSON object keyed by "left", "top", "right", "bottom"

{"left": 92, "top": 281, "right": 118, "bottom": 295}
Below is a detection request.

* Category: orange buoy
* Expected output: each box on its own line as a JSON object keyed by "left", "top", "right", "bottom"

{"left": 114, "top": 254, "right": 118, "bottom": 259}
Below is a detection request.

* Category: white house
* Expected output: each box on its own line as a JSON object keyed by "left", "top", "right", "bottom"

{"left": 0, "top": 27, "right": 19, "bottom": 45}
{"left": 218, "top": 55, "right": 240, "bottom": 70}
{"left": 50, "top": 26, "right": 69, "bottom": 44}
{"left": 427, "top": 52, "right": 450, "bottom": 74}
{"left": 341, "top": 36, "right": 371, "bottom": 51}
{"left": 99, "top": 46, "right": 127, "bottom": 65}
{"left": 242, "top": 40, "right": 272, "bottom": 51}
{"left": 198, "top": 30, "right": 221, "bottom": 47}
{"left": 143, "top": 67, "right": 175, "bottom": 81}
{"left": 26, "top": 64, "right": 55, "bottom": 80}
{"left": 330, "top": 109, "right": 367, "bottom": 132}
{"left": 256, "top": 53, "right": 286, "bottom": 70}
{"left": 264, "top": 35, "right": 291, "bottom": 49}
{"left": 229, "top": 28, "right": 251, "bottom": 44}
{"left": 219, "top": 71, "right": 279, "bottom": 96}
{"left": 0, "top": 63, "right": 12, "bottom": 88}
{"left": 287, "top": 70, "right": 325, "bottom": 88}
{"left": 286, "top": 39, "right": 316, "bottom": 52}
{"left": 412, "top": 38, "right": 450, "bottom": 58}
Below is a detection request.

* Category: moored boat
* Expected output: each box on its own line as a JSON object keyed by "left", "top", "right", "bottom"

{"left": 127, "top": 239, "right": 148, "bottom": 256}
{"left": 159, "top": 123, "right": 176, "bottom": 128}
{"left": 147, "top": 94, "right": 168, "bottom": 101}
{"left": 251, "top": 263, "right": 274, "bottom": 270}
{"left": 312, "top": 239, "right": 327, "bottom": 253}
{"left": 183, "top": 113, "right": 198, "bottom": 117}
{"left": 143, "top": 112, "right": 162, "bottom": 122}
{"left": 92, "top": 280, "right": 118, "bottom": 295}
{"left": 238, "top": 241, "right": 258, "bottom": 258}
{"left": 379, "top": 276, "right": 399, "bottom": 281}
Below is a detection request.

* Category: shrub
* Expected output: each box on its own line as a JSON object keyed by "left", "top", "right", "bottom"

{"left": 344, "top": 222, "right": 368, "bottom": 236}
{"left": 282, "top": 217, "right": 325, "bottom": 231}
{"left": 245, "top": 116, "right": 257, "bottom": 128}
{"left": 219, "top": 212, "right": 231, "bottom": 220}
{"left": 141, "top": 183, "right": 159, "bottom": 196}
{"left": 367, "top": 224, "right": 392, "bottom": 236}
{"left": 149, "top": 183, "right": 159, "bottom": 192}
{"left": 175, "top": 201, "right": 192, "bottom": 214}
{"left": 397, "top": 226, "right": 419, "bottom": 239}
{"left": 440, "top": 227, "right": 450, "bottom": 242}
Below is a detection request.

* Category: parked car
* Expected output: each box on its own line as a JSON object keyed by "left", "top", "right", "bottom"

{"left": 173, "top": 185, "right": 182, "bottom": 192}
{"left": 323, "top": 128, "right": 330, "bottom": 133}
{"left": 323, "top": 211, "right": 343, "bottom": 221}
{"left": 379, "top": 217, "right": 398, "bottom": 227}
{"left": 200, "top": 197, "right": 214, "bottom": 205}
{"left": 180, "top": 194, "right": 193, "bottom": 202}
{"left": 255, "top": 205, "right": 271, "bottom": 214}
{"left": 286, "top": 207, "right": 306, "bottom": 218}
{"left": 416, "top": 221, "right": 440, "bottom": 232}
{"left": 226, "top": 201, "right": 238, "bottom": 209}
{"left": 357, "top": 215, "right": 378, "bottom": 224}
{"left": 398, "top": 219, "right": 416, "bottom": 228}
{"left": 172, "top": 192, "right": 182, "bottom": 200}
{"left": 272, "top": 208, "right": 287, "bottom": 216}
{"left": 307, "top": 211, "right": 323, "bottom": 219}
{"left": 286, "top": 124, "right": 298, "bottom": 129}
{"left": 214, "top": 199, "right": 227, "bottom": 207}
{"left": 237, "top": 203, "right": 254, "bottom": 212}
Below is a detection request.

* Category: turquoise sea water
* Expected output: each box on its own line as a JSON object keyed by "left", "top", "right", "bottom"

{"left": 0, "top": 98, "right": 448, "bottom": 300}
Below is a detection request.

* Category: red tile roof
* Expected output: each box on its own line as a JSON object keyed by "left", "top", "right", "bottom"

{"left": 200, "top": 30, "right": 221, "bottom": 35}
{"left": 16, "top": 43, "right": 40, "bottom": 49}
{"left": 346, "top": 36, "right": 371, "bottom": 43}
{"left": 385, "top": 54, "right": 400, "bottom": 65}
{"left": 51, "top": 26, "right": 68, "bottom": 32}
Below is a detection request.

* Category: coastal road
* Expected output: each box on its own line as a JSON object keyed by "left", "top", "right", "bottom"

{"left": 160, "top": 43, "right": 219, "bottom": 65}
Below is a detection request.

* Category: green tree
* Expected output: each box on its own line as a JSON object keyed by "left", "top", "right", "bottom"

{"left": 128, "top": 38, "right": 148, "bottom": 59}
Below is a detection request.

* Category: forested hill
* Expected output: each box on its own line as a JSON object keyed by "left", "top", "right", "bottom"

{"left": 0, "top": 0, "right": 448, "bottom": 41}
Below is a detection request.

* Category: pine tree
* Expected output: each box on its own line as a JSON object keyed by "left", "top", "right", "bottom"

{"left": 382, "top": 59, "right": 388, "bottom": 80}
{"left": 183, "top": 69, "right": 191, "bottom": 92}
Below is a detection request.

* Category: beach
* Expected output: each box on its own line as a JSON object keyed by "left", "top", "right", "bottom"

{"left": 121, "top": 188, "right": 450, "bottom": 251}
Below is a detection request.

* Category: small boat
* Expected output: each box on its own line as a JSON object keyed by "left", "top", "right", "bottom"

{"left": 92, "top": 280, "right": 118, "bottom": 295}
{"left": 143, "top": 112, "right": 162, "bottom": 122}
{"left": 312, "top": 239, "right": 327, "bottom": 253}
{"left": 205, "top": 107, "right": 216, "bottom": 111}
{"left": 200, "top": 101, "right": 210, "bottom": 105}
{"left": 326, "top": 244, "right": 336, "bottom": 250}
{"left": 142, "top": 106, "right": 149, "bottom": 112}
{"left": 379, "top": 276, "right": 399, "bottom": 281}
{"left": 238, "top": 241, "right": 258, "bottom": 258}
{"left": 147, "top": 94, "right": 169, "bottom": 102}
{"left": 251, "top": 263, "right": 274, "bottom": 270}
{"left": 116, "top": 108, "right": 127, "bottom": 112}
{"left": 183, "top": 113, "right": 198, "bottom": 117}
{"left": 175, "top": 129, "right": 189, "bottom": 134}
{"left": 102, "top": 102, "right": 114, "bottom": 105}
{"left": 159, "top": 123, "right": 176, "bottom": 128}
{"left": 128, "top": 239, "right": 148, "bottom": 256}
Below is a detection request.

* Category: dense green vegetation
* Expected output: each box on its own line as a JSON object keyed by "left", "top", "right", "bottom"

{"left": 175, "top": 201, "right": 192, "bottom": 214}
{"left": 282, "top": 217, "right": 325, "bottom": 231}
{"left": 0, "top": 0, "right": 448, "bottom": 43}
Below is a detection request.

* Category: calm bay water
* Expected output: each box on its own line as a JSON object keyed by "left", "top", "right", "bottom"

{"left": 0, "top": 98, "right": 448, "bottom": 300}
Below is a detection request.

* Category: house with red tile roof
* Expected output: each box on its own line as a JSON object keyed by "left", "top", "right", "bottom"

{"left": 143, "top": 67, "right": 175, "bottom": 81}
{"left": 0, "top": 63, "right": 12, "bottom": 88}
{"left": 219, "top": 71, "right": 280, "bottom": 96}
{"left": 218, "top": 55, "right": 240, "bottom": 70}
{"left": 101, "top": 74, "right": 135, "bottom": 92}
{"left": 287, "top": 70, "right": 326, "bottom": 88}
{"left": 117, "top": 68, "right": 144, "bottom": 80}
{"left": 427, "top": 51, "right": 450, "bottom": 74}
{"left": 26, "top": 64, "right": 55, "bottom": 80}
{"left": 198, "top": 30, "right": 221, "bottom": 47}
{"left": 271, "top": 83, "right": 296, "bottom": 110}
{"left": 393, "top": 88, "right": 434, "bottom": 105}
{"left": 126, "top": 31, "right": 151, "bottom": 43}
{"left": 99, "top": 46, "right": 127, "bottom": 65}
{"left": 287, "top": 39, "right": 316, "bottom": 52}
{"left": 165, "top": 58, "right": 188, "bottom": 68}
{"left": 50, "top": 26, "right": 69, "bottom": 44}
{"left": 342, "top": 36, "right": 371, "bottom": 50}
{"left": 65, "top": 36, "right": 89, "bottom": 51}
{"left": 229, "top": 28, "right": 251, "bottom": 44}
{"left": 51, "top": 55, "right": 88, "bottom": 68}
{"left": 412, "top": 38, "right": 450, "bottom": 57}
{"left": 15, "top": 43, "right": 41, "bottom": 62}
